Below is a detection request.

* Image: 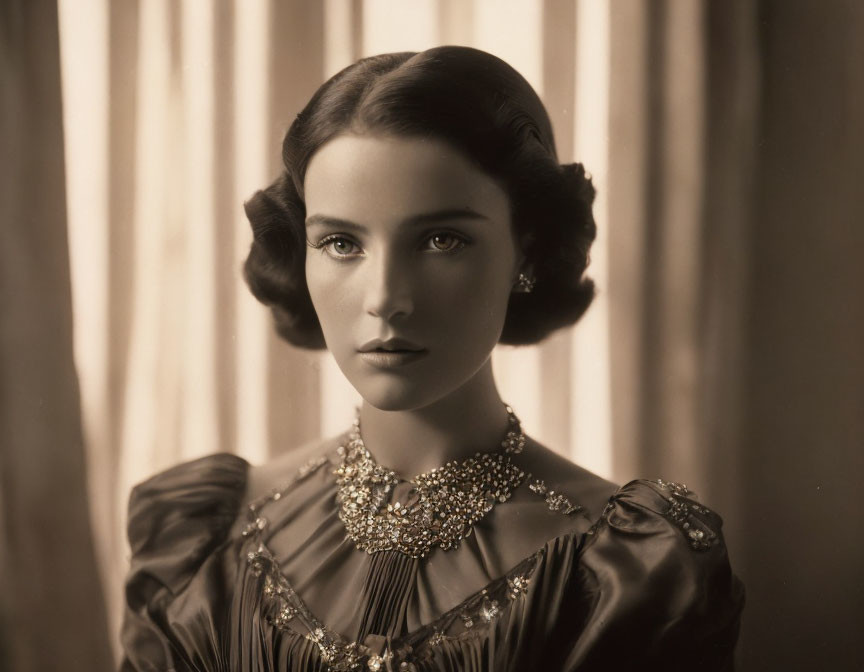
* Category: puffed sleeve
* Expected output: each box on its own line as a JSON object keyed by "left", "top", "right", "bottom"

{"left": 538, "top": 480, "right": 745, "bottom": 671}
{"left": 119, "top": 453, "right": 248, "bottom": 672}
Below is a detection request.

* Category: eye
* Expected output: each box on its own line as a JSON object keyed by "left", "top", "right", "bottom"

{"left": 314, "top": 235, "right": 362, "bottom": 259}
{"left": 425, "top": 232, "right": 468, "bottom": 253}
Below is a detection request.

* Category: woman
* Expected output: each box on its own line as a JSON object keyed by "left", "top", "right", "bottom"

{"left": 120, "top": 46, "right": 744, "bottom": 671}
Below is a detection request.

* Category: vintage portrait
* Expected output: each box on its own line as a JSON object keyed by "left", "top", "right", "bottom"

{"left": 1, "top": 1, "right": 861, "bottom": 671}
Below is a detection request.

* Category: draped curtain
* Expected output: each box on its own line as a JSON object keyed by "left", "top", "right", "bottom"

{"left": 3, "top": 0, "right": 862, "bottom": 670}
{"left": 0, "top": 2, "right": 113, "bottom": 670}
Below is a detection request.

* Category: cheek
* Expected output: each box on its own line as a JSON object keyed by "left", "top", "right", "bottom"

{"left": 416, "top": 260, "right": 513, "bottom": 337}
{"left": 305, "top": 262, "right": 357, "bottom": 343}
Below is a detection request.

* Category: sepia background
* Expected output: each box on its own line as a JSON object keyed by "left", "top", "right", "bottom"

{"left": 1, "top": 0, "right": 862, "bottom": 670}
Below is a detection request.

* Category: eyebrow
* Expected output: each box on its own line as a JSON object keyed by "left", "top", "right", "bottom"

{"left": 305, "top": 208, "right": 490, "bottom": 231}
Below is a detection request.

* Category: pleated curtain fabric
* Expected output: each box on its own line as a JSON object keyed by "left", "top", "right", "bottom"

{"left": 0, "top": 1, "right": 114, "bottom": 670}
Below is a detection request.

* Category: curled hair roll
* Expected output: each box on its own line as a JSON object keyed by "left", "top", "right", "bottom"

{"left": 499, "top": 162, "right": 597, "bottom": 345}
{"left": 243, "top": 173, "right": 325, "bottom": 349}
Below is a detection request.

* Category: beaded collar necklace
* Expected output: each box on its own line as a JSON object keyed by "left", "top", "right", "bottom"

{"left": 334, "top": 405, "right": 527, "bottom": 559}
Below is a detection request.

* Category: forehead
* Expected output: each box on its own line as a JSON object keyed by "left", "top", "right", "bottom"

{"left": 303, "top": 134, "right": 510, "bottom": 224}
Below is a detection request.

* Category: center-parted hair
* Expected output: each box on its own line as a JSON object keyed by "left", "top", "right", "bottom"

{"left": 244, "top": 46, "right": 596, "bottom": 349}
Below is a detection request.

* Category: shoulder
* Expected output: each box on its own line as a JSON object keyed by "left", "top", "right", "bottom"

{"left": 534, "top": 478, "right": 744, "bottom": 668}
{"left": 598, "top": 478, "right": 734, "bottom": 556}
{"left": 511, "top": 447, "right": 744, "bottom": 613}
{"left": 518, "top": 437, "right": 619, "bottom": 520}
{"left": 475, "top": 437, "right": 616, "bottom": 571}
{"left": 578, "top": 478, "right": 740, "bottom": 580}
{"left": 123, "top": 452, "right": 250, "bottom": 632}
{"left": 516, "top": 440, "right": 731, "bottom": 557}
{"left": 127, "top": 453, "right": 249, "bottom": 555}
{"left": 121, "top": 455, "right": 250, "bottom": 667}
{"left": 242, "top": 434, "right": 342, "bottom": 508}
{"left": 122, "top": 442, "right": 336, "bottom": 603}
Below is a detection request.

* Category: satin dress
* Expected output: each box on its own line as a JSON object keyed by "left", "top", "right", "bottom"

{"left": 119, "top": 439, "right": 744, "bottom": 671}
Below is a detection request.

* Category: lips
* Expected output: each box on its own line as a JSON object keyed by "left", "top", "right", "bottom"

{"left": 358, "top": 350, "right": 428, "bottom": 368}
{"left": 358, "top": 337, "right": 425, "bottom": 353}
{"left": 357, "top": 338, "right": 428, "bottom": 369}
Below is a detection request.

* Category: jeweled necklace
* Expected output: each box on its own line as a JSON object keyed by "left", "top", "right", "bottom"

{"left": 334, "top": 405, "right": 527, "bottom": 559}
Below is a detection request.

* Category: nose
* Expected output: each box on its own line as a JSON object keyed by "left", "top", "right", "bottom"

{"left": 363, "top": 251, "right": 414, "bottom": 321}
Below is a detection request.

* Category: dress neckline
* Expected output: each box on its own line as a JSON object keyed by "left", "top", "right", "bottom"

{"left": 240, "top": 456, "right": 585, "bottom": 670}
{"left": 237, "top": 454, "right": 603, "bottom": 656}
{"left": 224, "top": 449, "right": 713, "bottom": 667}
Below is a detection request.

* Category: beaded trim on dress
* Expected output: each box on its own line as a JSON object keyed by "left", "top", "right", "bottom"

{"left": 241, "top": 455, "right": 540, "bottom": 672}
{"left": 653, "top": 479, "right": 719, "bottom": 551}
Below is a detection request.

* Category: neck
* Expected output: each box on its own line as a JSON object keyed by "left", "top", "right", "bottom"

{"left": 356, "top": 358, "right": 512, "bottom": 476}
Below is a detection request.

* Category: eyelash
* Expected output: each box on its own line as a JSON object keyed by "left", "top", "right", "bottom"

{"left": 307, "top": 231, "right": 471, "bottom": 260}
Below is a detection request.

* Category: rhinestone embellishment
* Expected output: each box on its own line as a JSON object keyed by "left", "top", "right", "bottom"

{"left": 507, "top": 575, "right": 530, "bottom": 599}
{"left": 655, "top": 479, "right": 719, "bottom": 551}
{"left": 527, "top": 478, "right": 584, "bottom": 515}
{"left": 245, "top": 538, "right": 537, "bottom": 670}
{"left": 655, "top": 479, "right": 692, "bottom": 498}
{"left": 479, "top": 598, "right": 500, "bottom": 623}
{"left": 335, "top": 406, "right": 527, "bottom": 558}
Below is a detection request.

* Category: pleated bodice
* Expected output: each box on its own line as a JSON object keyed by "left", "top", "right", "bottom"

{"left": 120, "top": 443, "right": 744, "bottom": 671}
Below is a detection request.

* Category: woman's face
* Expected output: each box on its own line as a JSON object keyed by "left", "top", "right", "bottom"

{"left": 304, "top": 133, "right": 521, "bottom": 411}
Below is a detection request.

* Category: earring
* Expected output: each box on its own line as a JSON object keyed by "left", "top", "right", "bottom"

{"left": 514, "top": 272, "right": 536, "bottom": 294}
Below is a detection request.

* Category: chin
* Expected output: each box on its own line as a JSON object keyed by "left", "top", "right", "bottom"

{"left": 357, "top": 385, "right": 429, "bottom": 412}
{"left": 349, "top": 374, "right": 442, "bottom": 413}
